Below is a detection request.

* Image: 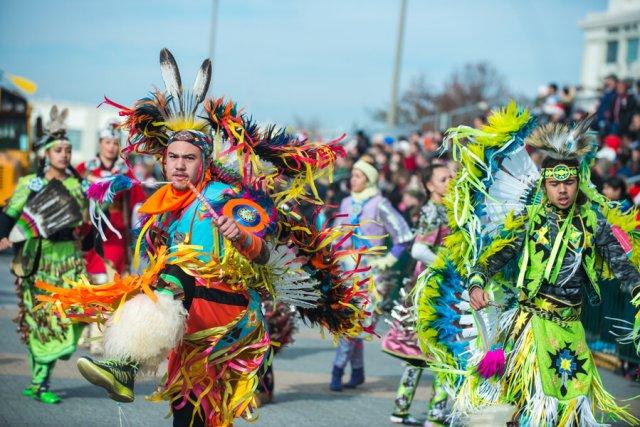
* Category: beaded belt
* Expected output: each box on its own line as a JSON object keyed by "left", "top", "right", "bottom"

{"left": 519, "top": 293, "right": 581, "bottom": 325}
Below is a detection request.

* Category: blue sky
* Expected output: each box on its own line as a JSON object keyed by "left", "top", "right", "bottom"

{"left": 1, "top": 0, "right": 606, "bottom": 131}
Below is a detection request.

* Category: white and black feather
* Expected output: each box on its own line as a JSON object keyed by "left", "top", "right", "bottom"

{"left": 191, "top": 59, "right": 212, "bottom": 113}
{"left": 159, "top": 48, "right": 184, "bottom": 114}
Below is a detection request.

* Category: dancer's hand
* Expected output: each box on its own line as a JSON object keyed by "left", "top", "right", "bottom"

{"left": 0, "top": 238, "right": 12, "bottom": 251}
{"left": 469, "top": 287, "right": 490, "bottom": 311}
{"left": 217, "top": 215, "right": 242, "bottom": 243}
{"left": 368, "top": 253, "right": 397, "bottom": 271}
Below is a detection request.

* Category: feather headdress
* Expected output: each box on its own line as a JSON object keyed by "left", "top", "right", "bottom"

{"left": 103, "top": 48, "right": 213, "bottom": 159}
{"left": 102, "top": 48, "right": 345, "bottom": 206}
{"left": 34, "top": 105, "right": 70, "bottom": 150}
{"left": 526, "top": 116, "right": 595, "bottom": 162}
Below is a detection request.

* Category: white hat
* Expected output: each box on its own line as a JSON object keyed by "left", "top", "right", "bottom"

{"left": 353, "top": 159, "right": 379, "bottom": 185}
{"left": 595, "top": 147, "right": 616, "bottom": 162}
{"left": 100, "top": 119, "right": 121, "bottom": 140}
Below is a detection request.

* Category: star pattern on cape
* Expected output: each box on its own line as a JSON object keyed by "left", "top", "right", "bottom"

{"left": 548, "top": 342, "right": 587, "bottom": 397}
{"left": 536, "top": 225, "right": 549, "bottom": 246}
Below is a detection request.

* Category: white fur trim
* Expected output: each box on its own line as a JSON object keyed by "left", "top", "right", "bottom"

{"left": 351, "top": 185, "right": 380, "bottom": 202}
{"left": 103, "top": 291, "right": 187, "bottom": 371}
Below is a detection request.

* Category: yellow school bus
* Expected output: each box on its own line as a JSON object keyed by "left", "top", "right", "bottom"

{"left": 0, "top": 86, "right": 32, "bottom": 206}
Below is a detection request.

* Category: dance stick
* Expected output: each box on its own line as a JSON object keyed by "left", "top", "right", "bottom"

{"left": 186, "top": 181, "right": 220, "bottom": 221}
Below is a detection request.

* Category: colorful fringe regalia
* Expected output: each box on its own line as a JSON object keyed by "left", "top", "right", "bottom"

{"left": 414, "top": 102, "right": 640, "bottom": 426}
{"left": 36, "top": 49, "right": 374, "bottom": 426}
{"left": 76, "top": 117, "right": 133, "bottom": 276}
{"left": 77, "top": 145, "right": 138, "bottom": 280}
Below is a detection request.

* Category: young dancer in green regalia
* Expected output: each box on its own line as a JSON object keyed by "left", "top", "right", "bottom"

{"left": 415, "top": 103, "right": 640, "bottom": 426}
{"left": 0, "top": 106, "right": 88, "bottom": 404}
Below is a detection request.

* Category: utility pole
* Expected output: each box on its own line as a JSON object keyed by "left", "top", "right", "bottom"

{"left": 387, "top": 0, "right": 407, "bottom": 129}
{"left": 209, "top": 0, "right": 220, "bottom": 66}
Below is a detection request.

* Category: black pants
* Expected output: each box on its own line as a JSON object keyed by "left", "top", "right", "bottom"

{"left": 256, "top": 361, "right": 274, "bottom": 394}
{"left": 172, "top": 398, "right": 205, "bottom": 427}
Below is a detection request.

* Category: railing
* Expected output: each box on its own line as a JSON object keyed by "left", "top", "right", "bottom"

{"left": 581, "top": 280, "right": 639, "bottom": 367}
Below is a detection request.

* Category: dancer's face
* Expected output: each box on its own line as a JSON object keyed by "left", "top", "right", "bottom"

{"left": 544, "top": 177, "right": 578, "bottom": 210}
{"left": 46, "top": 142, "right": 72, "bottom": 171}
{"left": 603, "top": 183, "right": 622, "bottom": 201}
{"left": 165, "top": 140, "right": 202, "bottom": 191}
{"left": 350, "top": 168, "right": 369, "bottom": 193}
{"left": 99, "top": 137, "right": 120, "bottom": 161}
{"left": 426, "top": 167, "right": 451, "bottom": 200}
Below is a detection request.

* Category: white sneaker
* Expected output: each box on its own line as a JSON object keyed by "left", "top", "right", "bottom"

{"left": 390, "top": 414, "right": 422, "bottom": 426}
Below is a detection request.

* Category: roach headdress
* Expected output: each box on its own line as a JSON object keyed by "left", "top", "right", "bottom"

{"left": 103, "top": 48, "right": 345, "bottom": 205}
{"left": 527, "top": 116, "right": 596, "bottom": 182}
{"left": 34, "top": 105, "right": 70, "bottom": 151}
{"left": 103, "top": 48, "right": 213, "bottom": 159}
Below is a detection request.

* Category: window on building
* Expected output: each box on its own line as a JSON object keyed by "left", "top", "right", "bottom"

{"left": 66, "top": 129, "right": 83, "bottom": 150}
{"left": 606, "top": 40, "right": 619, "bottom": 63}
{"left": 628, "top": 37, "right": 639, "bottom": 63}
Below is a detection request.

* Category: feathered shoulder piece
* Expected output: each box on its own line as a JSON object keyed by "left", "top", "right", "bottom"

{"left": 526, "top": 116, "right": 596, "bottom": 163}
{"left": 414, "top": 102, "right": 538, "bottom": 386}
{"left": 442, "top": 101, "right": 538, "bottom": 273}
{"left": 204, "top": 96, "right": 345, "bottom": 204}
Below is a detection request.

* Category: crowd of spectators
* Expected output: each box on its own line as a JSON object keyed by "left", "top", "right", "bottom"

{"left": 320, "top": 128, "right": 450, "bottom": 230}
{"left": 320, "top": 74, "right": 640, "bottom": 228}
{"left": 315, "top": 74, "right": 640, "bottom": 378}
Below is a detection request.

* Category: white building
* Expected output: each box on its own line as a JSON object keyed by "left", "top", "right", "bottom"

{"left": 31, "top": 98, "right": 121, "bottom": 163}
{"left": 580, "top": 0, "right": 640, "bottom": 95}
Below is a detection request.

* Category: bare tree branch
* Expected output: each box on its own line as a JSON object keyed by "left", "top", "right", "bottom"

{"left": 371, "top": 62, "right": 513, "bottom": 127}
